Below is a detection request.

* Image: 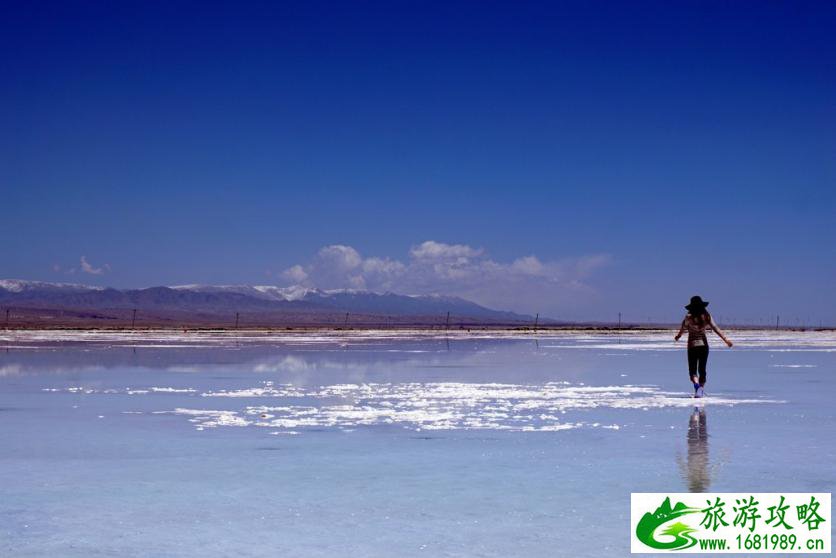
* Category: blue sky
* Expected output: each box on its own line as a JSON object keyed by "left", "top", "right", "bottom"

{"left": 2, "top": 1, "right": 834, "bottom": 323}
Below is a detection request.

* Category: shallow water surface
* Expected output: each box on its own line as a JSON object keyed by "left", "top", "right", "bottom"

{"left": 1, "top": 330, "right": 834, "bottom": 557}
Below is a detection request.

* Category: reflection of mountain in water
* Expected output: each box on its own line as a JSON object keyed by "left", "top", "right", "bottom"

{"left": 678, "top": 407, "right": 710, "bottom": 492}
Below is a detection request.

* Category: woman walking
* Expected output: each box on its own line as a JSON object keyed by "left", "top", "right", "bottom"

{"left": 675, "top": 296, "right": 733, "bottom": 398}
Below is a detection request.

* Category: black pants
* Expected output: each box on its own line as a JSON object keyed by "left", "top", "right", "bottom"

{"left": 687, "top": 345, "right": 709, "bottom": 385}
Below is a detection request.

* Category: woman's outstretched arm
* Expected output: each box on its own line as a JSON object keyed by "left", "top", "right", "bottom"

{"left": 674, "top": 317, "right": 687, "bottom": 341}
{"left": 709, "top": 316, "right": 733, "bottom": 347}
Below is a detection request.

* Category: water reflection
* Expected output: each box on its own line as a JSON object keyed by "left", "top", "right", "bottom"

{"left": 681, "top": 407, "right": 711, "bottom": 492}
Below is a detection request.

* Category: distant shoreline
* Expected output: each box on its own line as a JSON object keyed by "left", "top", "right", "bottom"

{"left": 2, "top": 325, "right": 832, "bottom": 333}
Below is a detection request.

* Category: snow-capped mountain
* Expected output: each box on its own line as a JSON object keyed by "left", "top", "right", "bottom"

{"left": 0, "top": 279, "right": 105, "bottom": 293}
{"left": 169, "top": 284, "right": 316, "bottom": 302}
{"left": 0, "top": 280, "right": 532, "bottom": 324}
{"left": 165, "top": 284, "right": 508, "bottom": 316}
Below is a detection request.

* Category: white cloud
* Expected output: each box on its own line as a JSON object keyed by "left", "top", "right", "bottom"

{"left": 316, "top": 245, "right": 363, "bottom": 269}
{"left": 80, "top": 256, "right": 110, "bottom": 275}
{"left": 281, "top": 241, "right": 610, "bottom": 315}
{"left": 282, "top": 264, "right": 308, "bottom": 283}
{"left": 409, "top": 240, "right": 483, "bottom": 261}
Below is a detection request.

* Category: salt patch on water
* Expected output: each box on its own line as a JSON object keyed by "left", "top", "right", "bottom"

{"left": 153, "top": 408, "right": 251, "bottom": 428}
{"left": 201, "top": 383, "right": 306, "bottom": 398}
{"left": 43, "top": 386, "right": 197, "bottom": 395}
{"left": 151, "top": 381, "right": 781, "bottom": 433}
{"left": 5, "top": 329, "right": 835, "bottom": 352}
{"left": 40, "top": 379, "right": 782, "bottom": 432}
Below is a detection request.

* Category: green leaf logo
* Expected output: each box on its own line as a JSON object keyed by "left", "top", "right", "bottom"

{"left": 636, "top": 497, "right": 700, "bottom": 550}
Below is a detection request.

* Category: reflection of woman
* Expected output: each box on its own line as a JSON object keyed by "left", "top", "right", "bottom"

{"left": 674, "top": 296, "right": 733, "bottom": 398}
{"left": 684, "top": 407, "right": 710, "bottom": 492}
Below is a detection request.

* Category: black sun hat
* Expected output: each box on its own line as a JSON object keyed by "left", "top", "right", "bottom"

{"left": 685, "top": 295, "right": 709, "bottom": 313}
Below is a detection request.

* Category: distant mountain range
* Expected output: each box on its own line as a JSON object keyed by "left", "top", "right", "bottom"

{"left": 0, "top": 280, "right": 535, "bottom": 327}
